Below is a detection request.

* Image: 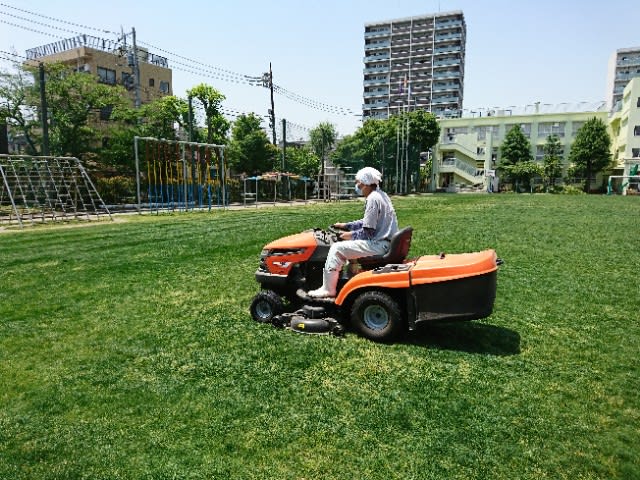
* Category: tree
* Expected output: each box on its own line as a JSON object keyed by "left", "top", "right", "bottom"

{"left": 406, "top": 109, "right": 440, "bottom": 153}
{"left": 139, "top": 95, "right": 189, "bottom": 140}
{"left": 309, "top": 122, "right": 338, "bottom": 199}
{"left": 499, "top": 125, "right": 538, "bottom": 191}
{"left": 283, "top": 146, "right": 320, "bottom": 178}
{"left": 542, "top": 134, "right": 563, "bottom": 191}
{"left": 309, "top": 122, "right": 337, "bottom": 163}
{"left": 331, "top": 111, "right": 439, "bottom": 194}
{"left": 39, "top": 63, "right": 130, "bottom": 158}
{"left": 187, "top": 83, "right": 226, "bottom": 144}
{"left": 568, "top": 117, "right": 612, "bottom": 193}
{"left": 0, "top": 63, "right": 43, "bottom": 154}
{"left": 227, "top": 113, "right": 277, "bottom": 174}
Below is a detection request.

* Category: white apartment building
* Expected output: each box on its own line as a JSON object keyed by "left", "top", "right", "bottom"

{"left": 606, "top": 47, "right": 640, "bottom": 111}
{"left": 363, "top": 11, "right": 466, "bottom": 121}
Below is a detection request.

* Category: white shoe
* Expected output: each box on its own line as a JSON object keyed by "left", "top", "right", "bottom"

{"left": 308, "top": 269, "right": 339, "bottom": 298}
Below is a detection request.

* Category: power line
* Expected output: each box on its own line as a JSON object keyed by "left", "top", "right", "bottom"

{"left": 1, "top": 6, "right": 356, "bottom": 117}
{"left": 0, "top": 2, "right": 116, "bottom": 35}
{"left": 0, "top": 19, "right": 64, "bottom": 41}
{"left": 0, "top": 10, "right": 87, "bottom": 37}
{"left": 0, "top": 6, "right": 348, "bottom": 133}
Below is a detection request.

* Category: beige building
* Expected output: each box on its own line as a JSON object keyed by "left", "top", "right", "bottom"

{"left": 25, "top": 34, "right": 172, "bottom": 106}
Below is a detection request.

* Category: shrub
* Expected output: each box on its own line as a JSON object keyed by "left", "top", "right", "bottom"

{"left": 97, "top": 175, "right": 136, "bottom": 204}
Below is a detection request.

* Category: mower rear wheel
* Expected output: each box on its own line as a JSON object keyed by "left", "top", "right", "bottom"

{"left": 351, "top": 291, "right": 403, "bottom": 342}
{"left": 250, "top": 290, "right": 284, "bottom": 323}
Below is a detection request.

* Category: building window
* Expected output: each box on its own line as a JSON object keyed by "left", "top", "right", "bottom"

{"left": 97, "top": 66, "right": 116, "bottom": 85}
{"left": 637, "top": 97, "right": 640, "bottom": 107}
{"left": 634, "top": 126, "right": 640, "bottom": 136}
{"left": 149, "top": 78, "right": 155, "bottom": 87}
{"left": 159, "top": 81, "right": 170, "bottom": 94}
{"left": 539, "top": 122, "right": 564, "bottom": 138}
{"left": 632, "top": 148, "right": 640, "bottom": 158}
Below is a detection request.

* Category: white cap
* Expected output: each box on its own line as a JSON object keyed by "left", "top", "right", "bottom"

{"left": 355, "top": 167, "right": 382, "bottom": 186}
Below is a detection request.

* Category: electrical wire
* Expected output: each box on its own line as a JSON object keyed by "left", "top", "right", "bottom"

{"left": 0, "top": 4, "right": 348, "bottom": 135}
{"left": 0, "top": 10, "right": 87, "bottom": 37}
{"left": 0, "top": 4, "right": 356, "bottom": 117}
{"left": 0, "top": 2, "right": 116, "bottom": 35}
{"left": 0, "top": 18, "right": 64, "bottom": 41}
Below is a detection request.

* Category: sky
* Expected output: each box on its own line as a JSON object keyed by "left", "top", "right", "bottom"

{"left": 1, "top": 0, "right": 638, "bottom": 140}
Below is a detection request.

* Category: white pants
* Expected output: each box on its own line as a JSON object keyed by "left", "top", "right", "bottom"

{"left": 325, "top": 239, "right": 390, "bottom": 271}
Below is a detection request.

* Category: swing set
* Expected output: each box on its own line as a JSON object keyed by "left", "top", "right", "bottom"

{"left": 134, "top": 137, "right": 227, "bottom": 212}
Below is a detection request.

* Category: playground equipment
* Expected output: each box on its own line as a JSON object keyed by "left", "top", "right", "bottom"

{"left": 608, "top": 163, "right": 640, "bottom": 195}
{"left": 134, "top": 137, "right": 227, "bottom": 212}
{"left": 242, "top": 173, "right": 312, "bottom": 206}
{"left": 0, "top": 154, "right": 111, "bottom": 228}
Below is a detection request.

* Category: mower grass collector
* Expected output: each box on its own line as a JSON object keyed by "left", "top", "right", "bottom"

{"left": 250, "top": 226, "right": 503, "bottom": 342}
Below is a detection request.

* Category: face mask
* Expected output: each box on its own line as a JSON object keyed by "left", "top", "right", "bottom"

{"left": 355, "top": 185, "right": 363, "bottom": 196}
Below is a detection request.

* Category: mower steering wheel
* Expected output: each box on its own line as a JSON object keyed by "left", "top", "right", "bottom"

{"left": 327, "top": 226, "right": 341, "bottom": 242}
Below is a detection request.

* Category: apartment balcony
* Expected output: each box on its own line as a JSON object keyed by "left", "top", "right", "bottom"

{"left": 435, "top": 33, "right": 462, "bottom": 42}
{"left": 392, "top": 25, "right": 412, "bottom": 34}
{"left": 364, "top": 110, "right": 389, "bottom": 120}
{"left": 364, "top": 90, "right": 389, "bottom": 98}
{"left": 363, "top": 78, "right": 388, "bottom": 86}
{"left": 365, "top": 28, "right": 391, "bottom": 38}
{"left": 364, "top": 53, "right": 390, "bottom": 63}
{"left": 392, "top": 37, "right": 412, "bottom": 47}
{"left": 434, "top": 45, "right": 461, "bottom": 54}
{"left": 364, "top": 66, "right": 390, "bottom": 74}
{"left": 432, "top": 85, "right": 460, "bottom": 92}
{"left": 365, "top": 40, "right": 391, "bottom": 50}
{"left": 433, "top": 71, "right": 461, "bottom": 79}
{"left": 410, "top": 64, "right": 432, "bottom": 73}
{"left": 411, "top": 23, "right": 434, "bottom": 33}
{"left": 615, "top": 72, "right": 640, "bottom": 82}
{"left": 432, "top": 96, "right": 459, "bottom": 104}
{"left": 434, "top": 58, "right": 461, "bottom": 67}
{"left": 391, "top": 51, "right": 412, "bottom": 61}
{"left": 617, "top": 56, "right": 640, "bottom": 67}
{"left": 362, "top": 100, "right": 389, "bottom": 110}
{"left": 435, "top": 20, "right": 464, "bottom": 30}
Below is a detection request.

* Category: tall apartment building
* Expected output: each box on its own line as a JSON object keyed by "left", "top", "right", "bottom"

{"left": 362, "top": 11, "right": 466, "bottom": 121}
{"left": 606, "top": 46, "right": 640, "bottom": 111}
{"left": 25, "top": 34, "right": 172, "bottom": 106}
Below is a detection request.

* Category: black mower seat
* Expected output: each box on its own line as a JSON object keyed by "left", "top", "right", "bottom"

{"left": 358, "top": 226, "right": 413, "bottom": 269}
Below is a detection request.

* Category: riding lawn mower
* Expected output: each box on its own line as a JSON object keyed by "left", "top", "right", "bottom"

{"left": 249, "top": 226, "right": 502, "bottom": 342}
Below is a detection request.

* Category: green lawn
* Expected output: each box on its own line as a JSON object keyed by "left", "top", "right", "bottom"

{"left": 1, "top": 194, "right": 638, "bottom": 479}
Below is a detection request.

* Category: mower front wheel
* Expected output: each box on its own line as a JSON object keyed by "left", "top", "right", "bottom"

{"left": 250, "top": 290, "right": 284, "bottom": 323}
{"left": 351, "top": 291, "right": 404, "bottom": 342}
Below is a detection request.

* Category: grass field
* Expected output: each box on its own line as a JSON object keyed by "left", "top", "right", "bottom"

{"left": 1, "top": 194, "right": 638, "bottom": 479}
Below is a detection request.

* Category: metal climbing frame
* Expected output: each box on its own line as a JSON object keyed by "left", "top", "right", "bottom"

{"left": 0, "top": 154, "right": 112, "bottom": 228}
{"left": 134, "top": 137, "right": 228, "bottom": 213}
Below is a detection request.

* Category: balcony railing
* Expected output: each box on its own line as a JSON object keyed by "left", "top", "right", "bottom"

{"left": 25, "top": 34, "right": 169, "bottom": 68}
{"left": 365, "top": 29, "right": 391, "bottom": 38}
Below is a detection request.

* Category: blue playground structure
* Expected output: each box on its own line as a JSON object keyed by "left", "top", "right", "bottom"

{"left": 134, "top": 137, "right": 228, "bottom": 212}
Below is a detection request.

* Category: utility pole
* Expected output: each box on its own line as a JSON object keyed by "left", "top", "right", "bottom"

{"left": 39, "top": 63, "right": 50, "bottom": 156}
{"left": 187, "top": 96, "right": 193, "bottom": 142}
{"left": 131, "top": 27, "right": 142, "bottom": 109}
{"left": 263, "top": 63, "right": 276, "bottom": 145}
{"left": 281, "top": 118, "right": 286, "bottom": 171}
